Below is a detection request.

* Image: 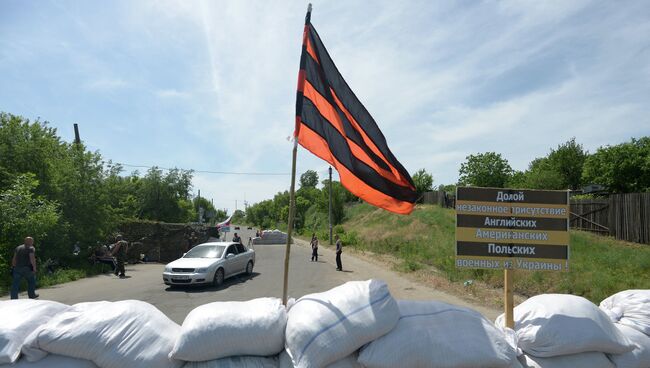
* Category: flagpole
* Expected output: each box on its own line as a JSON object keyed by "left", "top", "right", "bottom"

{"left": 282, "top": 3, "right": 312, "bottom": 306}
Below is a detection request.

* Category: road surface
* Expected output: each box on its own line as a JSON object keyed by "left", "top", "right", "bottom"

{"left": 5, "top": 227, "right": 500, "bottom": 323}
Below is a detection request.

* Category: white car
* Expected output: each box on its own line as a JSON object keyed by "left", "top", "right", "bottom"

{"left": 163, "top": 242, "right": 255, "bottom": 287}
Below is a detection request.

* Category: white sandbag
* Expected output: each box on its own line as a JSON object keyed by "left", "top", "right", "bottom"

{"left": 608, "top": 324, "right": 650, "bottom": 368}
{"left": 0, "top": 300, "right": 69, "bottom": 364}
{"left": 285, "top": 279, "right": 399, "bottom": 368}
{"left": 183, "top": 356, "right": 278, "bottom": 368}
{"left": 1, "top": 354, "right": 98, "bottom": 368}
{"left": 359, "top": 300, "right": 518, "bottom": 368}
{"left": 278, "top": 350, "right": 361, "bottom": 368}
{"left": 600, "top": 290, "right": 650, "bottom": 335}
{"left": 171, "top": 297, "right": 287, "bottom": 361}
{"left": 495, "top": 294, "right": 634, "bottom": 357}
{"left": 518, "top": 352, "right": 614, "bottom": 368}
{"left": 21, "top": 300, "right": 182, "bottom": 368}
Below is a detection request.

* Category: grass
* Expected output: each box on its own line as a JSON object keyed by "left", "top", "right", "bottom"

{"left": 339, "top": 203, "right": 650, "bottom": 304}
{"left": 0, "top": 261, "right": 107, "bottom": 296}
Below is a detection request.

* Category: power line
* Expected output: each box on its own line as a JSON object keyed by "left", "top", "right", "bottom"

{"left": 114, "top": 163, "right": 290, "bottom": 176}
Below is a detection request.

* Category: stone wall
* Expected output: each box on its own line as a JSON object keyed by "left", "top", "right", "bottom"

{"left": 117, "top": 221, "right": 216, "bottom": 263}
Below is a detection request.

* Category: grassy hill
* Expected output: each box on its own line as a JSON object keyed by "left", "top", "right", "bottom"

{"left": 328, "top": 203, "right": 649, "bottom": 304}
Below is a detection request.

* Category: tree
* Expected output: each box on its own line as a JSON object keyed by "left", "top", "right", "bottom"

{"left": 458, "top": 152, "right": 512, "bottom": 188}
{"left": 0, "top": 174, "right": 60, "bottom": 274}
{"left": 137, "top": 167, "right": 194, "bottom": 222}
{"left": 412, "top": 169, "right": 434, "bottom": 199}
{"left": 582, "top": 137, "right": 650, "bottom": 193}
{"left": 299, "top": 170, "right": 319, "bottom": 188}
{"left": 519, "top": 157, "right": 564, "bottom": 190}
{"left": 547, "top": 138, "right": 588, "bottom": 190}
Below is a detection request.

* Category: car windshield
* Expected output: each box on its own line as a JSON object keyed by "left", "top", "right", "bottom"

{"left": 183, "top": 245, "right": 225, "bottom": 259}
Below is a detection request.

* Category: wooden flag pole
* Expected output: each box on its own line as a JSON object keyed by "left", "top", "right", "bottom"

{"left": 282, "top": 140, "right": 299, "bottom": 305}
{"left": 504, "top": 268, "right": 514, "bottom": 328}
{"left": 282, "top": 3, "right": 312, "bottom": 305}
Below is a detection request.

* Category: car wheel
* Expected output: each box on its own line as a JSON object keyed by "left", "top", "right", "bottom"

{"left": 245, "top": 261, "right": 254, "bottom": 275}
{"left": 213, "top": 268, "right": 224, "bottom": 287}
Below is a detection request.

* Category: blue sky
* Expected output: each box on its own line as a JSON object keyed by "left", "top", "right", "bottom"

{"left": 1, "top": 0, "right": 649, "bottom": 214}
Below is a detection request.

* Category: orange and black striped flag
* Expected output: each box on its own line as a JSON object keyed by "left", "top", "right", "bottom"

{"left": 294, "top": 11, "right": 417, "bottom": 215}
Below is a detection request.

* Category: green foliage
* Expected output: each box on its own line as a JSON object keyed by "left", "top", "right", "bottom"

{"left": 245, "top": 170, "right": 358, "bottom": 232}
{"left": 438, "top": 183, "right": 457, "bottom": 195}
{"left": 0, "top": 174, "right": 60, "bottom": 275}
{"left": 582, "top": 137, "right": 650, "bottom": 193}
{"left": 547, "top": 138, "right": 588, "bottom": 190}
{"left": 458, "top": 152, "right": 512, "bottom": 188}
{"left": 412, "top": 169, "right": 434, "bottom": 199}
{"left": 0, "top": 112, "right": 207, "bottom": 291}
{"left": 137, "top": 167, "right": 194, "bottom": 223}
{"left": 509, "top": 138, "right": 587, "bottom": 190}
{"left": 299, "top": 169, "right": 319, "bottom": 188}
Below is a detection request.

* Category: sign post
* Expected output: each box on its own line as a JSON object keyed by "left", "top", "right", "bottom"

{"left": 455, "top": 187, "right": 570, "bottom": 328}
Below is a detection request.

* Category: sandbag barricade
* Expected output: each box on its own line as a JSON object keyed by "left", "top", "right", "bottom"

{"left": 170, "top": 298, "right": 287, "bottom": 362}
{"left": 600, "top": 290, "right": 650, "bottom": 336}
{"left": 253, "top": 230, "right": 289, "bottom": 245}
{"left": 496, "top": 294, "right": 634, "bottom": 358}
{"left": 279, "top": 350, "right": 362, "bottom": 368}
{"left": 518, "top": 352, "right": 615, "bottom": 368}
{"left": 284, "top": 279, "right": 399, "bottom": 368}
{"left": 0, "top": 354, "right": 98, "bottom": 368}
{"left": 607, "top": 324, "right": 650, "bottom": 368}
{"left": 359, "top": 300, "right": 519, "bottom": 368}
{"left": 2, "top": 285, "right": 650, "bottom": 367}
{"left": 182, "top": 356, "right": 279, "bottom": 368}
{"left": 21, "top": 300, "right": 183, "bottom": 368}
{"left": 0, "top": 300, "right": 68, "bottom": 364}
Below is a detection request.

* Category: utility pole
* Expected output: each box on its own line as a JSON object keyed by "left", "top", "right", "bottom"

{"left": 329, "top": 166, "right": 333, "bottom": 245}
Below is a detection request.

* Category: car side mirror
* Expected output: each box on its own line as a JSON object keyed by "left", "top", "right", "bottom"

{"left": 226, "top": 253, "right": 235, "bottom": 259}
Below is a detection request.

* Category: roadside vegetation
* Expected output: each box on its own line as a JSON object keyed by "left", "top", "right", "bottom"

{"left": 328, "top": 203, "right": 650, "bottom": 304}
{"left": 0, "top": 112, "right": 227, "bottom": 294}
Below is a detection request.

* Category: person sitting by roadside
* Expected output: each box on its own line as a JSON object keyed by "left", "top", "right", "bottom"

{"left": 89, "top": 243, "right": 117, "bottom": 272}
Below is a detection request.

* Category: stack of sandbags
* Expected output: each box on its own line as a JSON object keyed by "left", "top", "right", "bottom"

{"left": 496, "top": 294, "right": 635, "bottom": 367}
{"left": 170, "top": 298, "right": 287, "bottom": 367}
{"left": 0, "top": 300, "right": 69, "bottom": 365}
{"left": 600, "top": 290, "right": 650, "bottom": 368}
{"left": 21, "top": 300, "right": 183, "bottom": 368}
{"left": 279, "top": 350, "right": 362, "bottom": 368}
{"left": 284, "top": 279, "right": 399, "bottom": 368}
{"left": 2, "top": 354, "right": 98, "bottom": 368}
{"left": 359, "top": 300, "right": 520, "bottom": 368}
{"left": 253, "top": 230, "right": 289, "bottom": 245}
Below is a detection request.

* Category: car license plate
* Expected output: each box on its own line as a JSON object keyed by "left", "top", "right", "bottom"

{"left": 174, "top": 275, "right": 190, "bottom": 280}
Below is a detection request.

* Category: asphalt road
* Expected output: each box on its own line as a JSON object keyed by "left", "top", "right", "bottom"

{"left": 5, "top": 226, "right": 499, "bottom": 323}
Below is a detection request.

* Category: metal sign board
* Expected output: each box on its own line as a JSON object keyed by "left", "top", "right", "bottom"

{"left": 220, "top": 226, "right": 230, "bottom": 233}
{"left": 455, "top": 187, "right": 570, "bottom": 271}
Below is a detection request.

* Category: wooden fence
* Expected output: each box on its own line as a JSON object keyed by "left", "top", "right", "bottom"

{"left": 570, "top": 193, "right": 650, "bottom": 244}
{"left": 422, "top": 191, "right": 455, "bottom": 208}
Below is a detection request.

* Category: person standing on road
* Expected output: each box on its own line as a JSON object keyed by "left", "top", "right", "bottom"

{"left": 111, "top": 235, "right": 128, "bottom": 278}
{"left": 232, "top": 233, "right": 242, "bottom": 244}
{"left": 335, "top": 234, "right": 343, "bottom": 271}
{"left": 10, "top": 236, "right": 39, "bottom": 299}
{"left": 310, "top": 233, "right": 319, "bottom": 262}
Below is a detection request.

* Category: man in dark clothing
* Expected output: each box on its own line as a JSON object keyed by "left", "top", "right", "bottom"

{"left": 111, "top": 235, "right": 128, "bottom": 278}
{"left": 11, "top": 236, "right": 39, "bottom": 299}
{"left": 232, "top": 233, "right": 242, "bottom": 244}
{"left": 335, "top": 234, "right": 343, "bottom": 271}
{"left": 310, "top": 233, "right": 319, "bottom": 262}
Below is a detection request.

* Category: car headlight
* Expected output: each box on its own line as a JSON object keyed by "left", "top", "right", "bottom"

{"left": 196, "top": 268, "right": 208, "bottom": 273}
{"left": 164, "top": 266, "right": 171, "bottom": 272}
